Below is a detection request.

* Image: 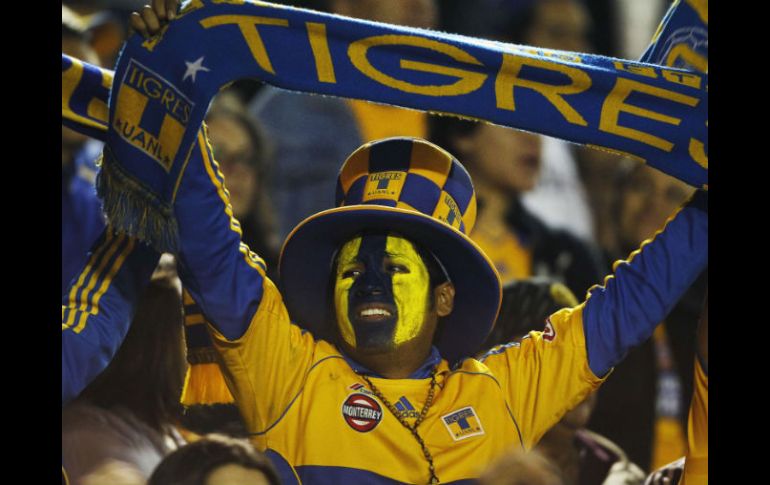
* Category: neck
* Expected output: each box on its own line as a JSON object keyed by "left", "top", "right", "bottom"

{"left": 342, "top": 339, "right": 434, "bottom": 379}
{"left": 473, "top": 178, "right": 513, "bottom": 226}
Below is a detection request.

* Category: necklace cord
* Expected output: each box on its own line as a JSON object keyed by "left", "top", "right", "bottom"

{"left": 361, "top": 370, "right": 440, "bottom": 484}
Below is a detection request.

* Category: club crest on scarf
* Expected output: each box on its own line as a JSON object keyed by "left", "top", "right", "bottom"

{"left": 113, "top": 59, "right": 193, "bottom": 171}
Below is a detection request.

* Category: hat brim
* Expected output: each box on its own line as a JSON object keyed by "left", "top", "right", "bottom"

{"left": 278, "top": 205, "right": 502, "bottom": 364}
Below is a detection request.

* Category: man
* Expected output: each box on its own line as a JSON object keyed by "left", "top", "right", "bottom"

{"left": 124, "top": 5, "right": 708, "bottom": 484}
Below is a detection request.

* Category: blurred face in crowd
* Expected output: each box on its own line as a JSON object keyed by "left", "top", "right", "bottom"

{"left": 205, "top": 464, "right": 270, "bottom": 485}
{"left": 526, "top": 0, "right": 591, "bottom": 53}
{"left": 207, "top": 116, "right": 258, "bottom": 220}
{"left": 456, "top": 124, "right": 542, "bottom": 195}
{"left": 332, "top": 0, "right": 437, "bottom": 29}
{"left": 619, "top": 164, "right": 694, "bottom": 250}
{"left": 334, "top": 233, "right": 453, "bottom": 356}
{"left": 479, "top": 449, "right": 564, "bottom": 485}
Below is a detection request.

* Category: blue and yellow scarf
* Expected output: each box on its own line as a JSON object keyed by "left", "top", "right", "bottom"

{"left": 62, "top": 0, "right": 707, "bottom": 253}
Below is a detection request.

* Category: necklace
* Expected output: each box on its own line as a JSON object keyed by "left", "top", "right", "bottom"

{"left": 360, "top": 369, "right": 440, "bottom": 484}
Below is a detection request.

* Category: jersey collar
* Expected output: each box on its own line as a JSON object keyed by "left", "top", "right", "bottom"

{"left": 341, "top": 345, "right": 442, "bottom": 379}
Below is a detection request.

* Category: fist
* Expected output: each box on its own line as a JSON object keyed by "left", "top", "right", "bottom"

{"left": 129, "top": 0, "right": 181, "bottom": 38}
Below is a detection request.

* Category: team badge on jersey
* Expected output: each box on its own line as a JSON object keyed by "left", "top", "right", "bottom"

{"left": 442, "top": 406, "right": 485, "bottom": 441}
{"left": 342, "top": 393, "right": 383, "bottom": 432}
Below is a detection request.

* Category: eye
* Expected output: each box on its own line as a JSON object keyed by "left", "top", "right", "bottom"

{"left": 342, "top": 268, "right": 362, "bottom": 279}
{"left": 387, "top": 264, "right": 409, "bottom": 274}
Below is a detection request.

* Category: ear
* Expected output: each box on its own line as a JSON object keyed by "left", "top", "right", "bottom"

{"left": 434, "top": 282, "right": 455, "bottom": 317}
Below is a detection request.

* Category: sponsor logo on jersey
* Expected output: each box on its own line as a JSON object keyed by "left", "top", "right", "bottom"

{"left": 347, "top": 382, "right": 375, "bottom": 396}
{"left": 342, "top": 393, "right": 383, "bottom": 432}
{"left": 543, "top": 318, "right": 556, "bottom": 342}
{"left": 442, "top": 406, "right": 485, "bottom": 441}
{"left": 394, "top": 396, "right": 420, "bottom": 419}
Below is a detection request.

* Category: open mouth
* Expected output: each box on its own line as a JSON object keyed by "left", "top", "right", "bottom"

{"left": 352, "top": 303, "right": 397, "bottom": 322}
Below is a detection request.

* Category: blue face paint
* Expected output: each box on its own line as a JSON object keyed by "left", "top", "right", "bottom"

{"left": 334, "top": 233, "right": 433, "bottom": 351}
{"left": 345, "top": 234, "right": 399, "bottom": 350}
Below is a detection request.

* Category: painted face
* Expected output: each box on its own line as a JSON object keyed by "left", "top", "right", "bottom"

{"left": 334, "top": 233, "right": 432, "bottom": 351}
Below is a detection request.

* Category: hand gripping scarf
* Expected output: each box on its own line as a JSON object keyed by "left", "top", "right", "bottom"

{"left": 62, "top": 0, "right": 708, "bottom": 253}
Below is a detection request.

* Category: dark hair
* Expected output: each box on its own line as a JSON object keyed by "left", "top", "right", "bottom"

{"left": 412, "top": 239, "right": 449, "bottom": 290}
{"left": 79, "top": 272, "right": 185, "bottom": 433}
{"left": 428, "top": 115, "right": 481, "bottom": 169}
{"left": 147, "top": 434, "right": 281, "bottom": 485}
{"left": 180, "top": 404, "right": 251, "bottom": 439}
{"left": 497, "top": 2, "right": 537, "bottom": 45}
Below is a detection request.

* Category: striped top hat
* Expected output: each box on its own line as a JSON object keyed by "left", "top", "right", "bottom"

{"left": 279, "top": 137, "right": 502, "bottom": 364}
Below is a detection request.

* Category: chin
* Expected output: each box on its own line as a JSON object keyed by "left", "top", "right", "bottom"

{"left": 350, "top": 332, "right": 399, "bottom": 355}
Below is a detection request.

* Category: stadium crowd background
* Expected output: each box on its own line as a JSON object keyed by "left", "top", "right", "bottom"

{"left": 62, "top": 0, "right": 707, "bottom": 484}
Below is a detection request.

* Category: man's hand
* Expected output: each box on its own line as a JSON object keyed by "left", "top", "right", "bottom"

{"left": 129, "top": 0, "right": 180, "bottom": 38}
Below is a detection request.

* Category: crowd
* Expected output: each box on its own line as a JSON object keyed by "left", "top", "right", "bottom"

{"left": 62, "top": 1, "right": 707, "bottom": 484}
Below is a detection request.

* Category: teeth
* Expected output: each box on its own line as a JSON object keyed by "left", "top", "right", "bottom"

{"left": 359, "top": 308, "right": 392, "bottom": 317}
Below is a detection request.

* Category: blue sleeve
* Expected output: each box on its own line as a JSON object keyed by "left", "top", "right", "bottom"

{"left": 172, "top": 127, "right": 267, "bottom": 341}
{"left": 583, "top": 190, "right": 708, "bottom": 377}
{"left": 61, "top": 229, "right": 159, "bottom": 406}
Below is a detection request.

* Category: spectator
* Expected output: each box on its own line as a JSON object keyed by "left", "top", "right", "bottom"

{"left": 119, "top": 4, "right": 708, "bottom": 483}
{"left": 479, "top": 448, "right": 564, "bottom": 485}
{"left": 147, "top": 434, "right": 280, "bottom": 485}
{"left": 62, "top": 256, "right": 187, "bottom": 484}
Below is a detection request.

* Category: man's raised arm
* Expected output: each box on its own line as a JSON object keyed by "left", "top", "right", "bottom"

{"left": 583, "top": 190, "right": 708, "bottom": 377}
{"left": 172, "top": 128, "right": 268, "bottom": 340}
{"left": 482, "top": 189, "right": 707, "bottom": 448}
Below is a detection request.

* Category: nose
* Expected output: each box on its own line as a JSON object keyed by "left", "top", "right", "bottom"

{"left": 355, "top": 284, "right": 383, "bottom": 298}
{"left": 352, "top": 263, "right": 389, "bottom": 298}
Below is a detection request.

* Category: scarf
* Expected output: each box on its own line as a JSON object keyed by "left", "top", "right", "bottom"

{"left": 63, "top": 0, "right": 707, "bottom": 253}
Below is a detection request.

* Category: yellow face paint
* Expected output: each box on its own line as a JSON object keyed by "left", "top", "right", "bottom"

{"left": 386, "top": 236, "right": 431, "bottom": 345}
{"left": 333, "top": 233, "right": 432, "bottom": 351}
{"left": 334, "top": 236, "right": 362, "bottom": 347}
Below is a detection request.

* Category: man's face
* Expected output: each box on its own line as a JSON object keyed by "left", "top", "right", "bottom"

{"left": 334, "top": 233, "right": 433, "bottom": 352}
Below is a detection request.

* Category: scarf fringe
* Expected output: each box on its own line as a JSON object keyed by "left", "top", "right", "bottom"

{"left": 181, "top": 349, "right": 235, "bottom": 405}
{"left": 96, "top": 146, "right": 179, "bottom": 253}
